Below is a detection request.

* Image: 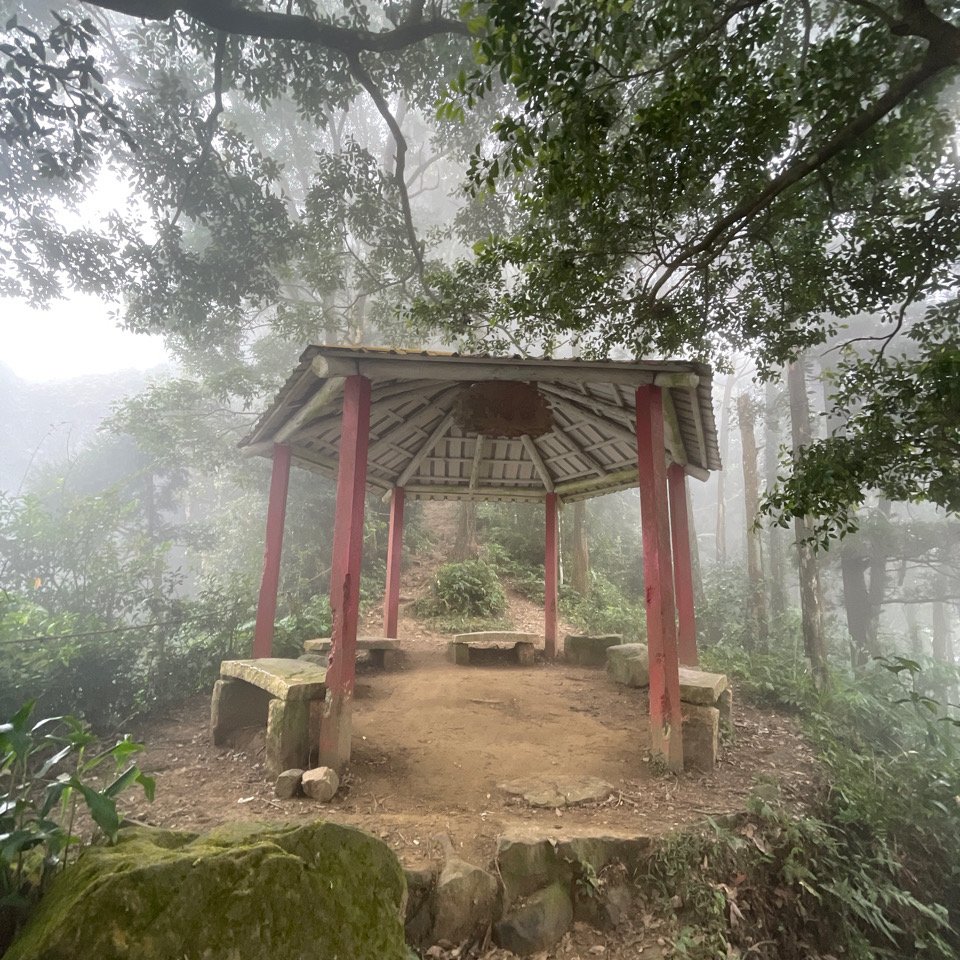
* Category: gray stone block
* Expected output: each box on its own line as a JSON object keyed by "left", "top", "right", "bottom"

{"left": 565, "top": 634, "right": 623, "bottom": 666}
{"left": 494, "top": 882, "right": 573, "bottom": 956}
{"left": 606, "top": 644, "right": 650, "bottom": 688}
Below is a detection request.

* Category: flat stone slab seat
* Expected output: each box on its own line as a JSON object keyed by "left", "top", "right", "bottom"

{"left": 565, "top": 633, "right": 623, "bottom": 666}
{"left": 303, "top": 636, "right": 400, "bottom": 669}
{"left": 447, "top": 631, "right": 540, "bottom": 666}
{"left": 211, "top": 658, "right": 327, "bottom": 778}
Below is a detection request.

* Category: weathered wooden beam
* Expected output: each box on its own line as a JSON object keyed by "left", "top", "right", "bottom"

{"left": 389, "top": 411, "right": 456, "bottom": 493}
{"left": 401, "top": 483, "right": 545, "bottom": 499}
{"left": 660, "top": 388, "right": 688, "bottom": 467}
{"left": 314, "top": 353, "right": 692, "bottom": 387}
{"left": 553, "top": 467, "right": 638, "bottom": 497}
{"left": 468, "top": 437, "right": 486, "bottom": 495}
{"left": 521, "top": 434, "right": 555, "bottom": 492}
{"left": 273, "top": 376, "right": 346, "bottom": 443}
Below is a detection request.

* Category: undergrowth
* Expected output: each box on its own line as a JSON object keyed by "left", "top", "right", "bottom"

{"left": 649, "top": 646, "right": 960, "bottom": 959}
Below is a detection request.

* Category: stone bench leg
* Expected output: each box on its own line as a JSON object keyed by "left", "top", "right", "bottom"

{"left": 379, "top": 650, "right": 399, "bottom": 670}
{"left": 514, "top": 643, "right": 535, "bottom": 666}
{"left": 266, "top": 699, "right": 311, "bottom": 778}
{"left": 681, "top": 704, "right": 719, "bottom": 773}
{"left": 448, "top": 642, "right": 470, "bottom": 665}
{"left": 211, "top": 678, "right": 271, "bottom": 745}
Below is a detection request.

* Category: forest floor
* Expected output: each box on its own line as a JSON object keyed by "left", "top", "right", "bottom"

{"left": 121, "top": 594, "right": 817, "bottom": 869}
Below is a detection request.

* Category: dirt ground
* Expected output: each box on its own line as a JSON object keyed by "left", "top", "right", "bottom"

{"left": 121, "top": 610, "right": 817, "bottom": 871}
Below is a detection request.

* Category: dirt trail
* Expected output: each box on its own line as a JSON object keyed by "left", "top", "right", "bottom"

{"left": 123, "top": 603, "right": 817, "bottom": 869}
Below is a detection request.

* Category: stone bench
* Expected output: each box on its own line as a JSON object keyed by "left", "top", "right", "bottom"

{"left": 677, "top": 667, "right": 732, "bottom": 773}
{"left": 211, "top": 658, "right": 327, "bottom": 777}
{"left": 565, "top": 633, "right": 623, "bottom": 667}
{"left": 604, "top": 644, "right": 732, "bottom": 772}
{"left": 303, "top": 636, "right": 400, "bottom": 670}
{"left": 447, "top": 632, "right": 540, "bottom": 666}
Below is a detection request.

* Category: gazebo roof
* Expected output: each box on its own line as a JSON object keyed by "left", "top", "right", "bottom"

{"left": 240, "top": 346, "right": 721, "bottom": 502}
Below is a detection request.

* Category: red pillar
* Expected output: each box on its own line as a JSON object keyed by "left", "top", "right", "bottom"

{"left": 544, "top": 492, "right": 559, "bottom": 658}
{"left": 668, "top": 463, "right": 698, "bottom": 667}
{"left": 383, "top": 486, "right": 405, "bottom": 639}
{"left": 252, "top": 443, "right": 291, "bottom": 659}
{"left": 635, "top": 386, "right": 683, "bottom": 771}
{"left": 318, "top": 375, "right": 371, "bottom": 769}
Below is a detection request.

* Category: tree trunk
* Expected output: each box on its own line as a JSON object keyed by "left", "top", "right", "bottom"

{"left": 840, "top": 551, "right": 872, "bottom": 668}
{"left": 453, "top": 500, "right": 478, "bottom": 560}
{"left": 737, "top": 393, "right": 768, "bottom": 650}
{"left": 787, "top": 358, "right": 828, "bottom": 687}
{"left": 715, "top": 373, "right": 735, "bottom": 564}
{"left": 764, "top": 380, "right": 787, "bottom": 620}
{"left": 865, "top": 500, "right": 891, "bottom": 656}
{"left": 571, "top": 500, "right": 590, "bottom": 595}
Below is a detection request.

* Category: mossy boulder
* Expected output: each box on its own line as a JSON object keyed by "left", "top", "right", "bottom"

{"left": 6, "top": 821, "right": 407, "bottom": 960}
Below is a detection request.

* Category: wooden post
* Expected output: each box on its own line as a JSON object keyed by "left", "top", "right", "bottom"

{"left": 635, "top": 386, "right": 683, "bottom": 771}
{"left": 318, "top": 375, "right": 371, "bottom": 769}
{"left": 252, "top": 443, "right": 291, "bottom": 659}
{"left": 668, "top": 463, "right": 698, "bottom": 667}
{"left": 545, "top": 492, "right": 559, "bottom": 658}
{"left": 383, "top": 486, "right": 405, "bottom": 639}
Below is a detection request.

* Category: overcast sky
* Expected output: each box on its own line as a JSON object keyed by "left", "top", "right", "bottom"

{"left": 1, "top": 295, "right": 171, "bottom": 382}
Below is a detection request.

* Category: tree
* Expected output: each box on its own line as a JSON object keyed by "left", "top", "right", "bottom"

{"left": 412, "top": 0, "right": 960, "bottom": 532}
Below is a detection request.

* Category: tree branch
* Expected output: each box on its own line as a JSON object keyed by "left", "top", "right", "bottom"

{"left": 648, "top": 4, "right": 960, "bottom": 300}
{"left": 346, "top": 50, "right": 434, "bottom": 295}
{"left": 82, "top": 0, "right": 468, "bottom": 53}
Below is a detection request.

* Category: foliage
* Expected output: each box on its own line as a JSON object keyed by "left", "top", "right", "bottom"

{"left": 416, "top": 558, "right": 507, "bottom": 621}
{"left": 0, "top": 701, "right": 154, "bottom": 947}
{"left": 763, "top": 309, "right": 960, "bottom": 543}
{"left": 561, "top": 574, "right": 645, "bottom": 641}
{"left": 641, "top": 654, "right": 960, "bottom": 959}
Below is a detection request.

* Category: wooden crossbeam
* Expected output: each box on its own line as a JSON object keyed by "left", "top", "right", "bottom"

{"left": 521, "top": 434, "right": 555, "bottom": 492}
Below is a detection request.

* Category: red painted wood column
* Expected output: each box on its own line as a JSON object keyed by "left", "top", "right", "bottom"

{"left": 544, "top": 492, "right": 559, "bottom": 658}
{"left": 383, "top": 486, "right": 405, "bottom": 639}
{"left": 318, "top": 375, "right": 371, "bottom": 770}
{"left": 252, "top": 442, "right": 291, "bottom": 658}
{"left": 668, "top": 463, "right": 699, "bottom": 667}
{"left": 635, "top": 386, "right": 684, "bottom": 771}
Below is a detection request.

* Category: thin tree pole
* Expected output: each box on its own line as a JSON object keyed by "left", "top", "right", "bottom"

{"left": 738, "top": 393, "right": 768, "bottom": 650}
{"left": 715, "top": 373, "right": 735, "bottom": 564}
{"left": 764, "top": 380, "right": 787, "bottom": 620}
{"left": 787, "top": 359, "right": 828, "bottom": 687}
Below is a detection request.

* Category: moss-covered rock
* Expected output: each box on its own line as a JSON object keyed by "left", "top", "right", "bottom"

{"left": 6, "top": 821, "right": 407, "bottom": 960}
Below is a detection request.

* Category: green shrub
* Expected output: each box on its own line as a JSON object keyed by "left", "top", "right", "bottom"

{"left": 1, "top": 701, "right": 154, "bottom": 950}
{"left": 416, "top": 558, "right": 507, "bottom": 619}
{"left": 673, "top": 648, "right": 960, "bottom": 958}
{"left": 561, "top": 573, "right": 645, "bottom": 640}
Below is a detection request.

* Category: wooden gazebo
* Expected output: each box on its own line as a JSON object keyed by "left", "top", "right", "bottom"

{"left": 240, "top": 347, "right": 721, "bottom": 771}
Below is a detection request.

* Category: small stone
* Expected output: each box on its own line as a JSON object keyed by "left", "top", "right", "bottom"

{"left": 302, "top": 766, "right": 340, "bottom": 802}
{"left": 275, "top": 768, "right": 304, "bottom": 799}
